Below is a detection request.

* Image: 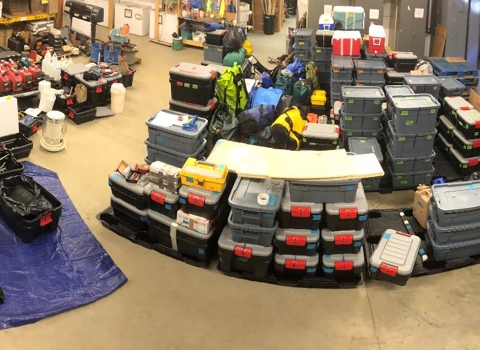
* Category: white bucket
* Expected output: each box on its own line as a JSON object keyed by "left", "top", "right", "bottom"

{"left": 38, "top": 80, "right": 51, "bottom": 95}
{"left": 39, "top": 88, "right": 56, "bottom": 112}
{"left": 238, "top": 10, "right": 252, "bottom": 26}
{"left": 110, "top": 83, "right": 126, "bottom": 114}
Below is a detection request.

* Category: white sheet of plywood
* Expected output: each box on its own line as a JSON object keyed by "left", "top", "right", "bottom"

{"left": 207, "top": 141, "right": 384, "bottom": 180}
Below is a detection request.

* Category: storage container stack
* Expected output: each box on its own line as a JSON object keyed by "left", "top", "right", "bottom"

{"left": 218, "top": 178, "right": 285, "bottom": 279}
{"left": 347, "top": 137, "right": 384, "bottom": 192}
{"left": 331, "top": 56, "right": 354, "bottom": 106}
{"left": 354, "top": 59, "right": 386, "bottom": 88}
{"left": 426, "top": 181, "right": 480, "bottom": 262}
{"left": 339, "top": 86, "right": 385, "bottom": 145}
{"left": 300, "top": 123, "right": 341, "bottom": 151}
{"left": 385, "top": 92, "right": 440, "bottom": 189}
{"left": 315, "top": 16, "right": 334, "bottom": 95}
{"left": 288, "top": 179, "right": 367, "bottom": 279}
{"left": 168, "top": 62, "right": 218, "bottom": 122}
{"left": 384, "top": 51, "right": 418, "bottom": 85}
{"left": 441, "top": 96, "right": 480, "bottom": 176}
{"left": 293, "top": 29, "right": 313, "bottom": 65}
{"left": 203, "top": 30, "right": 225, "bottom": 65}
{"left": 145, "top": 109, "right": 208, "bottom": 168}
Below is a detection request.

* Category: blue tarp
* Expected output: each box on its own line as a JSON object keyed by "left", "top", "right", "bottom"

{"left": 0, "top": 162, "right": 127, "bottom": 329}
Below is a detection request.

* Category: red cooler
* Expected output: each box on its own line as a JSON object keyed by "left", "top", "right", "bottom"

{"left": 332, "top": 31, "right": 361, "bottom": 57}
{"left": 368, "top": 24, "right": 386, "bottom": 54}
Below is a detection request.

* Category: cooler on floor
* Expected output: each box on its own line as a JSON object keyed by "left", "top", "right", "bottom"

{"left": 368, "top": 24, "right": 385, "bottom": 54}
{"left": 333, "top": 6, "right": 365, "bottom": 30}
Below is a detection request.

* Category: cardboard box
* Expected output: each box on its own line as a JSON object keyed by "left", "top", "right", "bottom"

{"left": 469, "top": 88, "right": 480, "bottom": 112}
{"left": 30, "top": 0, "right": 48, "bottom": 14}
{"left": 3, "top": 0, "right": 30, "bottom": 16}
{"left": 48, "top": 0, "right": 59, "bottom": 14}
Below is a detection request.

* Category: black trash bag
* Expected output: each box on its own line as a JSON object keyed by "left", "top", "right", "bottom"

{"left": 206, "top": 102, "right": 239, "bottom": 154}
{"left": 0, "top": 175, "right": 53, "bottom": 217}
{"left": 276, "top": 95, "right": 309, "bottom": 116}
{"left": 223, "top": 26, "right": 244, "bottom": 51}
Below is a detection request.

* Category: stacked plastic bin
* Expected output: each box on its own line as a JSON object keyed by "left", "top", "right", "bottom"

{"left": 218, "top": 178, "right": 285, "bottom": 279}
{"left": 385, "top": 93, "right": 440, "bottom": 189}
{"left": 168, "top": 62, "right": 217, "bottom": 121}
{"left": 441, "top": 96, "right": 480, "bottom": 176}
{"left": 354, "top": 60, "right": 386, "bottom": 88}
{"left": 145, "top": 109, "right": 208, "bottom": 168}
{"left": 426, "top": 181, "right": 480, "bottom": 262}
{"left": 203, "top": 30, "right": 225, "bottom": 64}
{"left": 293, "top": 29, "right": 313, "bottom": 65}
{"left": 348, "top": 137, "right": 383, "bottom": 192}
{"left": 287, "top": 178, "right": 367, "bottom": 279}
{"left": 313, "top": 30, "right": 333, "bottom": 94}
{"left": 339, "top": 86, "right": 385, "bottom": 145}
{"left": 331, "top": 56, "right": 354, "bottom": 106}
{"left": 384, "top": 51, "right": 418, "bottom": 85}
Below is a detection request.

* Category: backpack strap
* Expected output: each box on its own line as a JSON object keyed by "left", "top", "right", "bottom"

{"left": 283, "top": 109, "right": 303, "bottom": 141}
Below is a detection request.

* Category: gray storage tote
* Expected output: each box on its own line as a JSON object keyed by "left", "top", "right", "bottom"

{"left": 342, "top": 86, "right": 385, "bottom": 115}
{"left": 322, "top": 247, "right": 365, "bottom": 275}
{"left": 391, "top": 94, "right": 440, "bottom": 134}
{"left": 288, "top": 177, "right": 360, "bottom": 204}
{"left": 428, "top": 212, "right": 480, "bottom": 245}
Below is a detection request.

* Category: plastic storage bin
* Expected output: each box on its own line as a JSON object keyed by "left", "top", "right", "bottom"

{"left": 331, "top": 56, "right": 354, "bottom": 80}
{"left": 331, "top": 79, "right": 351, "bottom": 94}
{"left": 386, "top": 144, "right": 435, "bottom": 173}
{"left": 403, "top": 75, "right": 442, "bottom": 99}
{"left": 203, "top": 44, "right": 223, "bottom": 64}
{"left": 204, "top": 30, "right": 225, "bottom": 45}
{"left": 428, "top": 214, "right": 480, "bottom": 245}
{"left": 340, "top": 118, "right": 382, "bottom": 143}
{"left": 452, "top": 129, "right": 480, "bottom": 158}
{"left": 274, "top": 228, "right": 320, "bottom": 256}
{"left": 325, "top": 183, "right": 368, "bottom": 231}
{"left": 108, "top": 172, "right": 147, "bottom": 210}
{"left": 146, "top": 110, "right": 208, "bottom": 154}
{"left": 179, "top": 185, "right": 224, "bottom": 220}
{"left": 274, "top": 254, "right": 319, "bottom": 279}
{"left": 74, "top": 74, "right": 107, "bottom": 107}
{"left": 321, "top": 228, "right": 364, "bottom": 254}
{"left": 443, "top": 96, "right": 473, "bottom": 125}
{"left": 431, "top": 181, "right": 480, "bottom": 227}
{"left": 386, "top": 120, "right": 437, "bottom": 158}
{"left": 363, "top": 48, "right": 387, "bottom": 62}
{"left": 0, "top": 150, "right": 23, "bottom": 180}
{"left": 385, "top": 70, "right": 407, "bottom": 85}
{"left": 347, "top": 137, "right": 383, "bottom": 191}
{"left": 279, "top": 182, "right": 323, "bottom": 230}
{"left": 438, "top": 76, "right": 465, "bottom": 99}
{"left": 369, "top": 229, "right": 420, "bottom": 286}
{"left": 218, "top": 225, "right": 274, "bottom": 278}
{"left": 438, "top": 133, "right": 453, "bottom": 153}
{"left": 169, "top": 62, "right": 216, "bottom": 106}
{"left": 0, "top": 175, "right": 62, "bottom": 243}
{"left": 354, "top": 80, "right": 385, "bottom": 88}
{"left": 354, "top": 60, "right": 386, "bottom": 81}
{"left": 340, "top": 106, "right": 382, "bottom": 130}
{"left": 333, "top": 6, "right": 365, "bottom": 30}
{"left": 449, "top": 148, "right": 478, "bottom": 176}
{"left": 316, "top": 30, "right": 334, "bottom": 47}
{"left": 301, "top": 123, "right": 340, "bottom": 151}
{"left": 169, "top": 98, "right": 217, "bottom": 120}
{"left": 384, "top": 85, "right": 415, "bottom": 99}
{"left": 314, "top": 60, "right": 331, "bottom": 73}
{"left": 312, "top": 45, "right": 332, "bottom": 61}
{"left": 228, "top": 177, "right": 284, "bottom": 228}
{"left": 322, "top": 248, "right": 365, "bottom": 277}
{"left": 341, "top": 86, "right": 385, "bottom": 114}
{"left": 294, "top": 28, "right": 313, "bottom": 47}
{"left": 144, "top": 183, "right": 180, "bottom": 219}
{"left": 228, "top": 212, "right": 277, "bottom": 247}
{"left": 391, "top": 94, "right": 440, "bottom": 133}
{"left": 438, "top": 115, "right": 456, "bottom": 141}
{"left": 66, "top": 101, "right": 96, "bottom": 125}
{"left": 456, "top": 108, "right": 480, "bottom": 140}
{"left": 145, "top": 138, "right": 206, "bottom": 168}
{"left": 61, "top": 63, "right": 89, "bottom": 89}
{"left": 388, "top": 164, "right": 434, "bottom": 190}
{"left": 0, "top": 133, "right": 33, "bottom": 159}
{"left": 289, "top": 178, "right": 360, "bottom": 204}
{"left": 111, "top": 195, "right": 148, "bottom": 231}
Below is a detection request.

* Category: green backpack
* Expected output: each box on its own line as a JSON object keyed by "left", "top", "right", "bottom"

{"left": 215, "top": 64, "right": 248, "bottom": 115}
{"left": 305, "top": 61, "right": 320, "bottom": 90}
{"left": 275, "top": 74, "right": 294, "bottom": 95}
{"left": 293, "top": 79, "right": 313, "bottom": 104}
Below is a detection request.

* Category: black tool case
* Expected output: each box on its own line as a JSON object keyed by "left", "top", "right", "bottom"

{"left": 0, "top": 150, "right": 23, "bottom": 180}
{"left": 111, "top": 195, "right": 148, "bottom": 231}
{"left": 144, "top": 183, "right": 180, "bottom": 219}
{"left": 179, "top": 185, "right": 225, "bottom": 220}
{"left": 274, "top": 254, "right": 319, "bottom": 280}
{"left": 0, "top": 133, "right": 33, "bottom": 159}
{"left": 325, "top": 183, "right": 369, "bottom": 231}
{"left": 274, "top": 227, "right": 320, "bottom": 256}
{"left": 108, "top": 172, "right": 147, "bottom": 210}
{"left": 279, "top": 182, "right": 323, "bottom": 230}
{"left": 169, "top": 62, "right": 217, "bottom": 106}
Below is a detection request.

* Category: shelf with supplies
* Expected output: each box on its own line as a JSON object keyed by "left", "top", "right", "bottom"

{"left": 0, "top": 13, "right": 56, "bottom": 25}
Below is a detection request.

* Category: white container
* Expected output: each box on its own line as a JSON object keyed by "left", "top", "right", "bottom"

{"left": 38, "top": 80, "right": 52, "bottom": 95}
{"left": 110, "top": 83, "right": 126, "bottom": 114}
{"left": 39, "top": 88, "right": 57, "bottom": 113}
{"left": 50, "top": 53, "right": 61, "bottom": 81}
{"left": 42, "top": 50, "right": 52, "bottom": 77}
{"left": 238, "top": 10, "right": 252, "bottom": 26}
{"left": 0, "top": 96, "right": 19, "bottom": 138}
{"left": 115, "top": 2, "right": 151, "bottom": 36}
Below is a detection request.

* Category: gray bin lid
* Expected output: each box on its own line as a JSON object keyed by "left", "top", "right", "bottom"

{"left": 332, "top": 56, "right": 354, "bottom": 69}
{"left": 439, "top": 115, "right": 456, "bottom": 131}
{"left": 274, "top": 253, "right": 319, "bottom": 267}
{"left": 437, "top": 76, "right": 465, "bottom": 91}
{"left": 453, "top": 129, "right": 479, "bottom": 147}
{"left": 355, "top": 60, "right": 386, "bottom": 71}
{"left": 428, "top": 207, "right": 480, "bottom": 234}
{"left": 228, "top": 211, "right": 278, "bottom": 234}
{"left": 109, "top": 172, "right": 145, "bottom": 196}
{"left": 218, "top": 226, "right": 273, "bottom": 256}
{"left": 369, "top": 229, "right": 420, "bottom": 275}
{"left": 143, "top": 183, "right": 179, "bottom": 204}
{"left": 148, "top": 209, "right": 216, "bottom": 239}
{"left": 74, "top": 73, "right": 107, "bottom": 87}
{"left": 275, "top": 227, "right": 320, "bottom": 243}
{"left": 179, "top": 185, "right": 222, "bottom": 206}
{"left": 391, "top": 94, "right": 440, "bottom": 111}
{"left": 393, "top": 53, "right": 417, "bottom": 59}
{"left": 302, "top": 123, "right": 340, "bottom": 140}
{"left": 281, "top": 182, "right": 323, "bottom": 213}
{"left": 228, "top": 177, "right": 284, "bottom": 213}
{"left": 111, "top": 195, "right": 148, "bottom": 216}
{"left": 295, "top": 28, "right": 313, "bottom": 37}
{"left": 341, "top": 86, "right": 385, "bottom": 100}
{"left": 456, "top": 108, "right": 480, "bottom": 128}
{"left": 325, "top": 183, "right": 368, "bottom": 216}
{"left": 146, "top": 109, "right": 208, "bottom": 140}
{"left": 169, "top": 62, "right": 216, "bottom": 80}
{"left": 432, "top": 181, "right": 480, "bottom": 213}
{"left": 403, "top": 74, "right": 442, "bottom": 86}
{"left": 169, "top": 98, "right": 217, "bottom": 112}
{"left": 322, "top": 247, "right": 364, "bottom": 267}
{"left": 438, "top": 133, "right": 453, "bottom": 149}
{"left": 347, "top": 137, "right": 383, "bottom": 163}
{"left": 444, "top": 96, "right": 473, "bottom": 111}
{"left": 321, "top": 228, "right": 364, "bottom": 242}
{"left": 62, "top": 63, "right": 89, "bottom": 75}
{"left": 384, "top": 85, "right": 415, "bottom": 98}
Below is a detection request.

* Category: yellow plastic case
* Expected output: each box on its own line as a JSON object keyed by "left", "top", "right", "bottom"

{"left": 311, "top": 90, "right": 327, "bottom": 106}
{"left": 180, "top": 158, "right": 228, "bottom": 192}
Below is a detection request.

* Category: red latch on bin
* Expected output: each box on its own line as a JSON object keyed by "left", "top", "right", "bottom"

{"left": 473, "top": 140, "right": 480, "bottom": 148}
{"left": 285, "top": 259, "right": 306, "bottom": 270}
{"left": 475, "top": 120, "right": 480, "bottom": 129}
{"left": 187, "top": 193, "right": 205, "bottom": 207}
{"left": 33, "top": 125, "right": 38, "bottom": 133}
{"left": 339, "top": 208, "right": 357, "bottom": 219}
{"left": 291, "top": 206, "right": 310, "bottom": 218}
{"left": 334, "top": 234, "right": 353, "bottom": 246}
{"left": 234, "top": 246, "right": 252, "bottom": 258}
{"left": 469, "top": 158, "right": 479, "bottom": 167}
{"left": 63, "top": 73, "right": 68, "bottom": 81}
{"left": 460, "top": 106, "right": 471, "bottom": 111}
{"left": 396, "top": 230, "right": 410, "bottom": 237}
{"left": 286, "top": 235, "right": 306, "bottom": 246}
{"left": 334, "top": 261, "right": 353, "bottom": 271}
{"left": 68, "top": 111, "right": 74, "bottom": 119}
{"left": 380, "top": 263, "right": 398, "bottom": 276}
{"left": 176, "top": 81, "right": 183, "bottom": 87}
{"left": 40, "top": 213, "right": 53, "bottom": 227}
{"left": 151, "top": 191, "right": 166, "bottom": 204}
{"left": 66, "top": 98, "right": 74, "bottom": 106}
{"left": 96, "top": 86, "right": 103, "bottom": 93}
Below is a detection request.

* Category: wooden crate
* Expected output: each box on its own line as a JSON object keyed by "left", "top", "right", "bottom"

{"left": 3, "top": 0, "right": 30, "bottom": 16}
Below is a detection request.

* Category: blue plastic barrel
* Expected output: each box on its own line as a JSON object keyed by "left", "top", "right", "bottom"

{"left": 103, "top": 45, "right": 122, "bottom": 64}
{"left": 91, "top": 42, "right": 103, "bottom": 62}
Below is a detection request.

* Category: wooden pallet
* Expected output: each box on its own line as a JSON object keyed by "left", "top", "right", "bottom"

{"left": 150, "top": 39, "right": 171, "bottom": 47}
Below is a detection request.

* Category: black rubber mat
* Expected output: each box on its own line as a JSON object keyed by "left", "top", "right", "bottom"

{"left": 364, "top": 208, "right": 480, "bottom": 278}
{"left": 97, "top": 207, "right": 210, "bottom": 268}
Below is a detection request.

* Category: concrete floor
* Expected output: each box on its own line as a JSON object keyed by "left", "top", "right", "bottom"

{"left": 1, "top": 22, "right": 480, "bottom": 350}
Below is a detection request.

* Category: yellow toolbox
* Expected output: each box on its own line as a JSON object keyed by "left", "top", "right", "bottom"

{"left": 180, "top": 158, "right": 229, "bottom": 192}
{"left": 311, "top": 90, "right": 327, "bottom": 106}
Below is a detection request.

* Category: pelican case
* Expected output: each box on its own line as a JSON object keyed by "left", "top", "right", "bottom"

{"left": 169, "top": 62, "right": 217, "bottom": 105}
{"left": 301, "top": 123, "right": 340, "bottom": 151}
